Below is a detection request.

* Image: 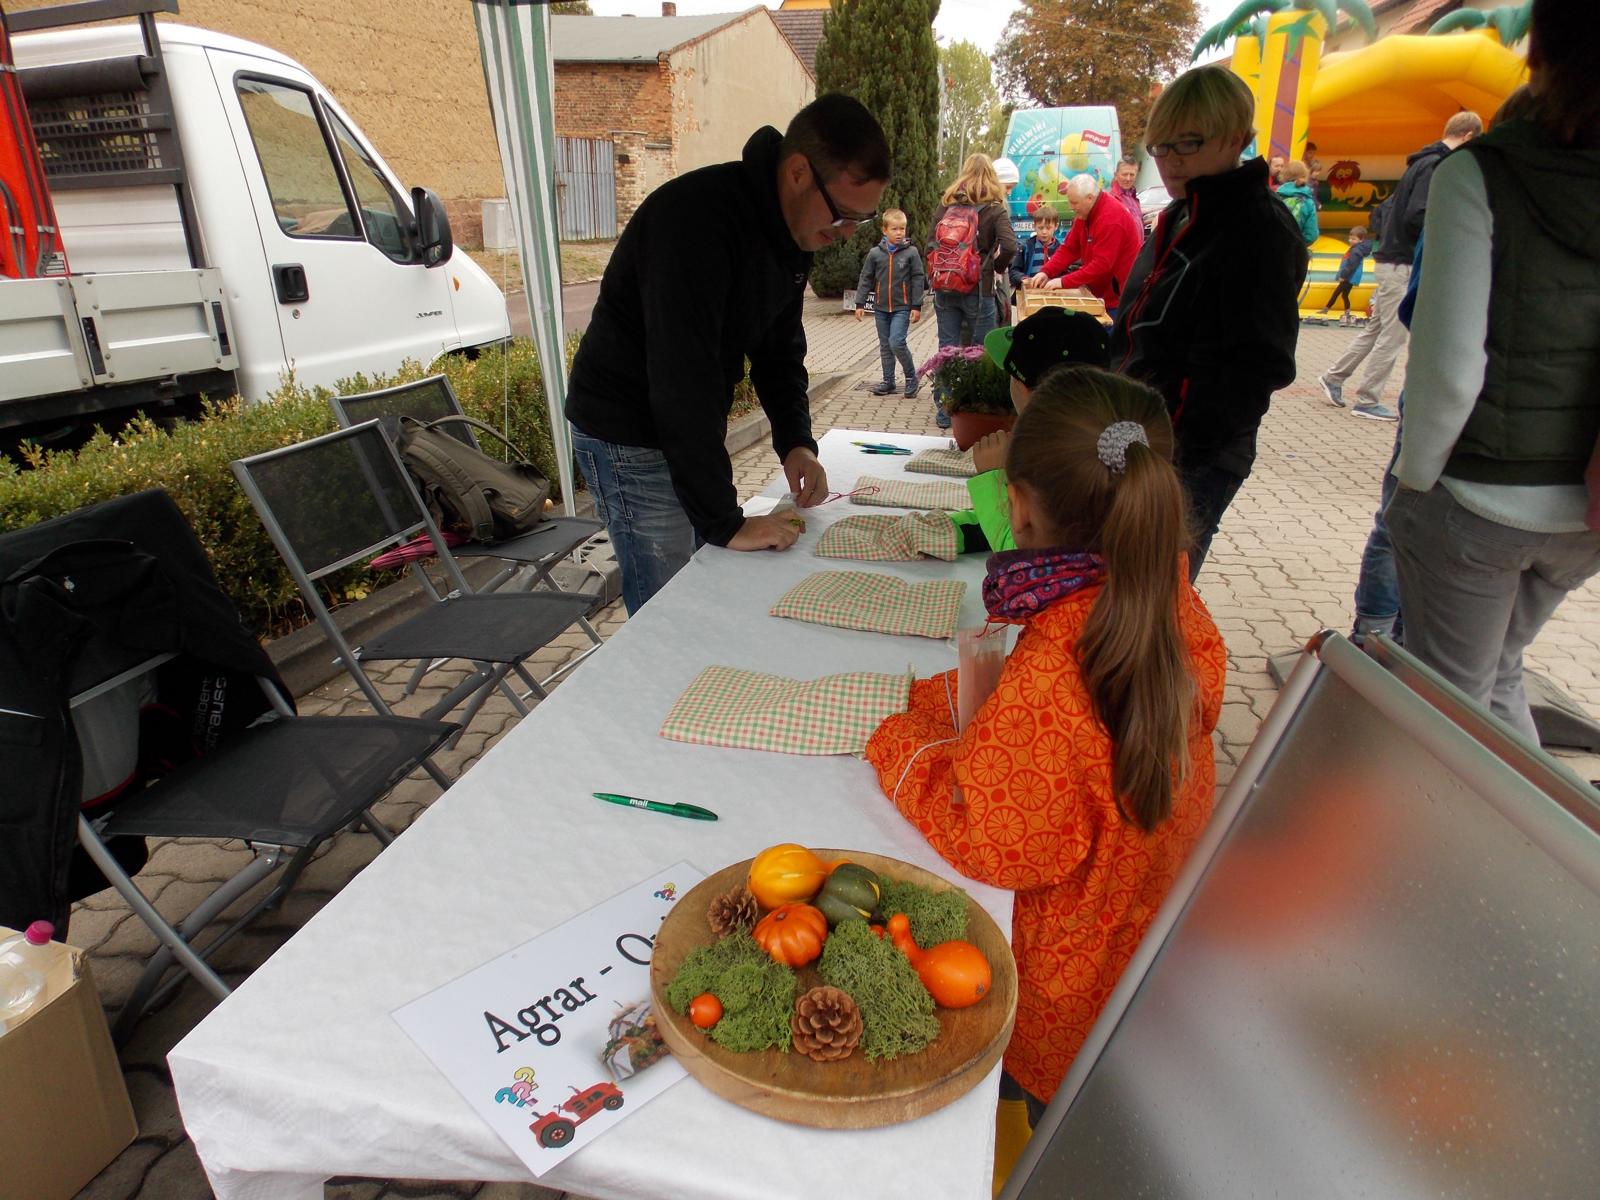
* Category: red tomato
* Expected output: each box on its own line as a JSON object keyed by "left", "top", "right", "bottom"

{"left": 688, "top": 992, "right": 723, "bottom": 1029}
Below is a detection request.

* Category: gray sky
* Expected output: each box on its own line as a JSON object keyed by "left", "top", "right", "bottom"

{"left": 586, "top": 1, "right": 1240, "bottom": 58}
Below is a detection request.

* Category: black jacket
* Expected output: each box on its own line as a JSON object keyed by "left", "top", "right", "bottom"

{"left": 0, "top": 491, "right": 281, "bottom": 932}
{"left": 1111, "top": 157, "right": 1308, "bottom": 479}
{"left": 566, "top": 128, "right": 816, "bottom": 547}
{"left": 1375, "top": 140, "right": 1451, "bottom": 264}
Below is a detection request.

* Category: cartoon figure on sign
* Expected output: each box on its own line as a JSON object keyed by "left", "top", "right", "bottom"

{"left": 494, "top": 1066, "right": 539, "bottom": 1107}
{"left": 1326, "top": 160, "right": 1392, "bottom": 209}
{"left": 528, "top": 1081, "right": 625, "bottom": 1148}
{"left": 653, "top": 883, "right": 677, "bottom": 901}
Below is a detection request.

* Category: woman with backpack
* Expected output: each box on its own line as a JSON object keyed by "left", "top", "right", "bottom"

{"left": 926, "top": 153, "right": 1017, "bottom": 428}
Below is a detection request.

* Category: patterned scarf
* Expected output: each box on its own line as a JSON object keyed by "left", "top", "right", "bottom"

{"left": 982, "top": 546, "right": 1105, "bottom": 621}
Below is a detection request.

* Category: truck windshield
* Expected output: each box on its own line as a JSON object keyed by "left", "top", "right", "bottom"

{"left": 327, "top": 113, "right": 415, "bottom": 265}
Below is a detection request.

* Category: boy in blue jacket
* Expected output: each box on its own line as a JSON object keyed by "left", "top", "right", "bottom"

{"left": 1007, "top": 207, "right": 1063, "bottom": 293}
{"left": 1316, "top": 225, "right": 1372, "bottom": 326}
{"left": 854, "top": 208, "right": 925, "bottom": 396}
{"left": 1275, "top": 160, "right": 1320, "bottom": 246}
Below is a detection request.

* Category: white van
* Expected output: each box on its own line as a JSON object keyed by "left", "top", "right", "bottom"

{"left": 1, "top": 0, "right": 509, "bottom": 437}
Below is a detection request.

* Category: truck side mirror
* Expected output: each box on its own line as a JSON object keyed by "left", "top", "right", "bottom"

{"left": 411, "top": 187, "right": 454, "bottom": 268}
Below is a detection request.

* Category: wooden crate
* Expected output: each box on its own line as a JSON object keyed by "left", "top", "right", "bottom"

{"left": 1014, "top": 287, "right": 1109, "bottom": 323}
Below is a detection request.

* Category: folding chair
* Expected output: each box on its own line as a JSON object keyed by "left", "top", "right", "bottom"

{"left": 331, "top": 375, "right": 607, "bottom": 691}
{"left": 0, "top": 490, "right": 457, "bottom": 1041}
{"left": 231, "top": 420, "right": 595, "bottom": 745}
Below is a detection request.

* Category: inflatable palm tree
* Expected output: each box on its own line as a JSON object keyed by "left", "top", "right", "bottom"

{"left": 1192, "top": 0, "right": 1377, "bottom": 163}
{"left": 1427, "top": 2, "right": 1532, "bottom": 45}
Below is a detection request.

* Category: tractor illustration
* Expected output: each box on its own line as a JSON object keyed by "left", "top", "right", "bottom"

{"left": 528, "top": 1081, "right": 625, "bottom": 1148}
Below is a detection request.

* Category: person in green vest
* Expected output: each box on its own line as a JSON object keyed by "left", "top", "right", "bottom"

{"left": 947, "top": 307, "right": 1110, "bottom": 553}
{"left": 1386, "top": 0, "right": 1600, "bottom": 743}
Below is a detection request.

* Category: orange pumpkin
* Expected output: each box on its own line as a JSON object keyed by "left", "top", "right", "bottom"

{"left": 747, "top": 843, "right": 830, "bottom": 909}
{"left": 886, "top": 912, "right": 991, "bottom": 1008}
{"left": 752, "top": 903, "right": 828, "bottom": 968}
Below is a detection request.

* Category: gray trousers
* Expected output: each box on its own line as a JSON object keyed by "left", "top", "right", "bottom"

{"left": 1325, "top": 260, "right": 1411, "bottom": 407}
{"left": 1387, "top": 482, "right": 1600, "bottom": 743}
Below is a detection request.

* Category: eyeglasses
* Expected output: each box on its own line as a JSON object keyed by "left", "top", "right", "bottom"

{"left": 1145, "top": 135, "right": 1210, "bottom": 158}
{"left": 807, "top": 158, "right": 874, "bottom": 229}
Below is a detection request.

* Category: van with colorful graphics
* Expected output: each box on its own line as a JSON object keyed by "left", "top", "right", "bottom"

{"left": 1003, "top": 106, "right": 1121, "bottom": 234}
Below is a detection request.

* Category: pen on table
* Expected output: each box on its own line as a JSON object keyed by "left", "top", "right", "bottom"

{"left": 851, "top": 441, "right": 909, "bottom": 452}
{"left": 858, "top": 447, "right": 911, "bottom": 455}
{"left": 593, "top": 792, "right": 719, "bottom": 821}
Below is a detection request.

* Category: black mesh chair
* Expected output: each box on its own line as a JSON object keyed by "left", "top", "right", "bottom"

{"left": 0, "top": 489, "right": 456, "bottom": 1041}
{"left": 231, "top": 421, "right": 595, "bottom": 745}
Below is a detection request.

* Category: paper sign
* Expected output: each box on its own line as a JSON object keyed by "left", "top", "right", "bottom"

{"left": 393, "top": 862, "right": 704, "bottom": 1175}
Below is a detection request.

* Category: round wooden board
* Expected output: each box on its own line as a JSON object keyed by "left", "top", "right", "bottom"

{"left": 649, "top": 850, "right": 1016, "bottom": 1129}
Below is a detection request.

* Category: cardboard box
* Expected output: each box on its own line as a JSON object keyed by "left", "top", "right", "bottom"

{"left": 0, "top": 928, "right": 137, "bottom": 1200}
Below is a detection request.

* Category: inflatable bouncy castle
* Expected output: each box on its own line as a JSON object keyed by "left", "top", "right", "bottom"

{"left": 1194, "top": 0, "right": 1530, "bottom": 310}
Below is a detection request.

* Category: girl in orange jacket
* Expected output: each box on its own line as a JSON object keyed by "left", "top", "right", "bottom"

{"left": 865, "top": 366, "right": 1226, "bottom": 1116}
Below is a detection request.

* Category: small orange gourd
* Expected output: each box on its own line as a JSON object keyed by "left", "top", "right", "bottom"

{"left": 752, "top": 903, "right": 828, "bottom": 968}
{"left": 688, "top": 992, "right": 723, "bottom": 1029}
{"left": 886, "top": 912, "right": 991, "bottom": 1008}
{"left": 747, "top": 843, "right": 831, "bottom": 908}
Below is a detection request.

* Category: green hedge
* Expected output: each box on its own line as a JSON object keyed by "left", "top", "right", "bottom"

{"left": 0, "top": 340, "right": 569, "bottom": 638}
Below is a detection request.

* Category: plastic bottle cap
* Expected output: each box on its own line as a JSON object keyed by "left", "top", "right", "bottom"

{"left": 24, "top": 921, "right": 53, "bottom": 946}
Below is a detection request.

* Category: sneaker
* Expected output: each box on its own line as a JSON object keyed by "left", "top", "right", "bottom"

{"left": 1352, "top": 402, "right": 1398, "bottom": 421}
{"left": 934, "top": 405, "right": 952, "bottom": 430}
{"left": 868, "top": 380, "right": 894, "bottom": 396}
{"left": 1319, "top": 376, "right": 1344, "bottom": 407}
{"left": 1339, "top": 313, "right": 1354, "bottom": 327}
{"left": 904, "top": 378, "right": 920, "bottom": 399}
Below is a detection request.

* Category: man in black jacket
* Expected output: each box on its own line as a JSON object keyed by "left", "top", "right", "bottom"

{"left": 566, "top": 94, "right": 890, "bottom": 614}
{"left": 1318, "top": 110, "right": 1481, "bottom": 420}
{"left": 1112, "top": 66, "right": 1308, "bottom": 580}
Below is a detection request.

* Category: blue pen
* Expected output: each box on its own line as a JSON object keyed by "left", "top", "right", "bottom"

{"left": 850, "top": 441, "right": 909, "bottom": 452}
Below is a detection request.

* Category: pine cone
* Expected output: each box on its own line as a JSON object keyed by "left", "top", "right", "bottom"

{"left": 707, "top": 885, "right": 759, "bottom": 936}
{"left": 791, "top": 986, "right": 863, "bottom": 1062}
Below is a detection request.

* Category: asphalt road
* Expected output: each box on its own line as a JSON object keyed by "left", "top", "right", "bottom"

{"left": 508, "top": 279, "right": 600, "bottom": 339}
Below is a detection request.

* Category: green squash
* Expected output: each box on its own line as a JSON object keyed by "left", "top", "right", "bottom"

{"left": 814, "top": 863, "right": 881, "bottom": 927}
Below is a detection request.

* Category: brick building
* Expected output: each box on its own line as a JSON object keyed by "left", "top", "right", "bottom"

{"left": 552, "top": 8, "right": 814, "bottom": 229}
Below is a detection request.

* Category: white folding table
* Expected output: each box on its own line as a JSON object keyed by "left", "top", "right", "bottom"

{"left": 169, "top": 429, "right": 1013, "bottom": 1200}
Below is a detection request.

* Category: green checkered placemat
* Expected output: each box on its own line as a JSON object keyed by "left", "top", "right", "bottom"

{"left": 852, "top": 475, "right": 970, "bottom": 511}
{"left": 904, "top": 447, "right": 977, "bottom": 478}
{"left": 815, "top": 512, "right": 959, "bottom": 562}
{"left": 771, "top": 570, "right": 967, "bottom": 639}
{"left": 660, "top": 664, "right": 912, "bottom": 755}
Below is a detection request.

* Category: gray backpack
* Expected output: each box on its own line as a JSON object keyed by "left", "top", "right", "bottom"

{"left": 397, "top": 415, "right": 551, "bottom": 542}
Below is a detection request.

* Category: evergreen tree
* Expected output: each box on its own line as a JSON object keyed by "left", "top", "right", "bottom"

{"left": 809, "top": 0, "right": 941, "bottom": 297}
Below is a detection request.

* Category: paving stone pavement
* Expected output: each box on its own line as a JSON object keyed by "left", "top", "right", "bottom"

{"left": 66, "top": 302, "right": 1597, "bottom": 1199}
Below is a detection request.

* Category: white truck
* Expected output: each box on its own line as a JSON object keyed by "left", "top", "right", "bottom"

{"left": 1, "top": 0, "right": 509, "bottom": 440}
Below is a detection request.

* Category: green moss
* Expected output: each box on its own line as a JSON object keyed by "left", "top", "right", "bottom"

{"left": 818, "top": 919, "right": 939, "bottom": 1061}
{"left": 878, "top": 879, "right": 969, "bottom": 947}
{"left": 665, "top": 933, "right": 795, "bottom": 1053}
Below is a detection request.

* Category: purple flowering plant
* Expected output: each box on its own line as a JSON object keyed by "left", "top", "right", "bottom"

{"left": 916, "top": 344, "right": 1013, "bottom": 416}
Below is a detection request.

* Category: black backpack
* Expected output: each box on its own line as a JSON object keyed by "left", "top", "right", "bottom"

{"left": 396, "top": 415, "right": 551, "bottom": 542}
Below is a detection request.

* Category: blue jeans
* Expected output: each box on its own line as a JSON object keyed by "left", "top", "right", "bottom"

{"left": 932, "top": 290, "right": 997, "bottom": 408}
{"left": 1354, "top": 395, "right": 1404, "bottom": 639}
{"left": 875, "top": 308, "right": 914, "bottom": 385}
{"left": 571, "top": 428, "right": 697, "bottom": 616}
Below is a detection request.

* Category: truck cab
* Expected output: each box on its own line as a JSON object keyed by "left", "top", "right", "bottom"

{"left": 2, "top": 0, "right": 509, "bottom": 438}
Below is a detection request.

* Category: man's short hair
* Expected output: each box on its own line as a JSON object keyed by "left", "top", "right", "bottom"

{"left": 1066, "top": 173, "right": 1100, "bottom": 201}
{"left": 880, "top": 208, "right": 907, "bottom": 227}
{"left": 1443, "top": 110, "right": 1484, "bottom": 140}
{"left": 1146, "top": 65, "right": 1255, "bottom": 148}
{"left": 781, "top": 93, "right": 891, "bottom": 184}
{"left": 1118, "top": 154, "right": 1138, "bottom": 168}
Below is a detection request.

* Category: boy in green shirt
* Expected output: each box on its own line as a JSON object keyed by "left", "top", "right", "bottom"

{"left": 951, "top": 307, "right": 1111, "bottom": 552}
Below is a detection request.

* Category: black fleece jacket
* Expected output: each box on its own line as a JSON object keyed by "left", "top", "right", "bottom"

{"left": 565, "top": 128, "right": 816, "bottom": 547}
{"left": 1375, "top": 140, "right": 1451, "bottom": 265}
{"left": 1111, "top": 157, "right": 1308, "bottom": 479}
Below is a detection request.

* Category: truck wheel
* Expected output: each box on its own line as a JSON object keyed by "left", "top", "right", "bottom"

{"left": 602, "top": 1095, "right": 623, "bottom": 1111}
{"left": 539, "top": 1119, "right": 575, "bottom": 1147}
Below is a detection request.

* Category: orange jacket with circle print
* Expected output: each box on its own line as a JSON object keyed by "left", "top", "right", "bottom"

{"left": 864, "top": 575, "right": 1225, "bottom": 1104}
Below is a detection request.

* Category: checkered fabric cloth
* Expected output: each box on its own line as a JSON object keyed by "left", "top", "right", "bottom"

{"left": 771, "top": 571, "right": 967, "bottom": 640}
{"left": 904, "top": 448, "right": 977, "bottom": 478}
{"left": 660, "top": 664, "right": 912, "bottom": 756}
{"left": 815, "top": 513, "right": 959, "bottom": 562}
{"left": 851, "top": 475, "right": 970, "bottom": 512}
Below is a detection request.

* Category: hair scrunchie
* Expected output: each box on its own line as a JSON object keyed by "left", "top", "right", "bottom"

{"left": 1096, "top": 420, "right": 1149, "bottom": 474}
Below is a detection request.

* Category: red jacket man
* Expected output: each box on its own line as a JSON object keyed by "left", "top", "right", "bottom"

{"left": 1030, "top": 177, "right": 1141, "bottom": 311}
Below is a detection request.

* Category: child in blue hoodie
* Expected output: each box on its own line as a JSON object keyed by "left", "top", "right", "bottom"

{"left": 1007, "top": 207, "right": 1063, "bottom": 293}
{"left": 1316, "top": 225, "right": 1372, "bottom": 325}
{"left": 854, "top": 208, "right": 926, "bottom": 396}
{"left": 1275, "top": 160, "right": 1320, "bottom": 246}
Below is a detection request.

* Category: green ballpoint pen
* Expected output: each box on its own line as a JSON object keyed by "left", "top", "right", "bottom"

{"left": 593, "top": 792, "right": 719, "bottom": 821}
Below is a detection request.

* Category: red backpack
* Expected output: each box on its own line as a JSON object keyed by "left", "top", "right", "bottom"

{"left": 928, "top": 203, "right": 983, "bottom": 294}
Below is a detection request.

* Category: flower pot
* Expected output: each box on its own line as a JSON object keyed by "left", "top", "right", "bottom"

{"left": 948, "top": 411, "right": 1015, "bottom": 452}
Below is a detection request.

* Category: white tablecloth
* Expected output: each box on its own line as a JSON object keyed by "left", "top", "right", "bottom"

{"left": 168, "top": 430, "right": 1013, "bottom": 1200}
